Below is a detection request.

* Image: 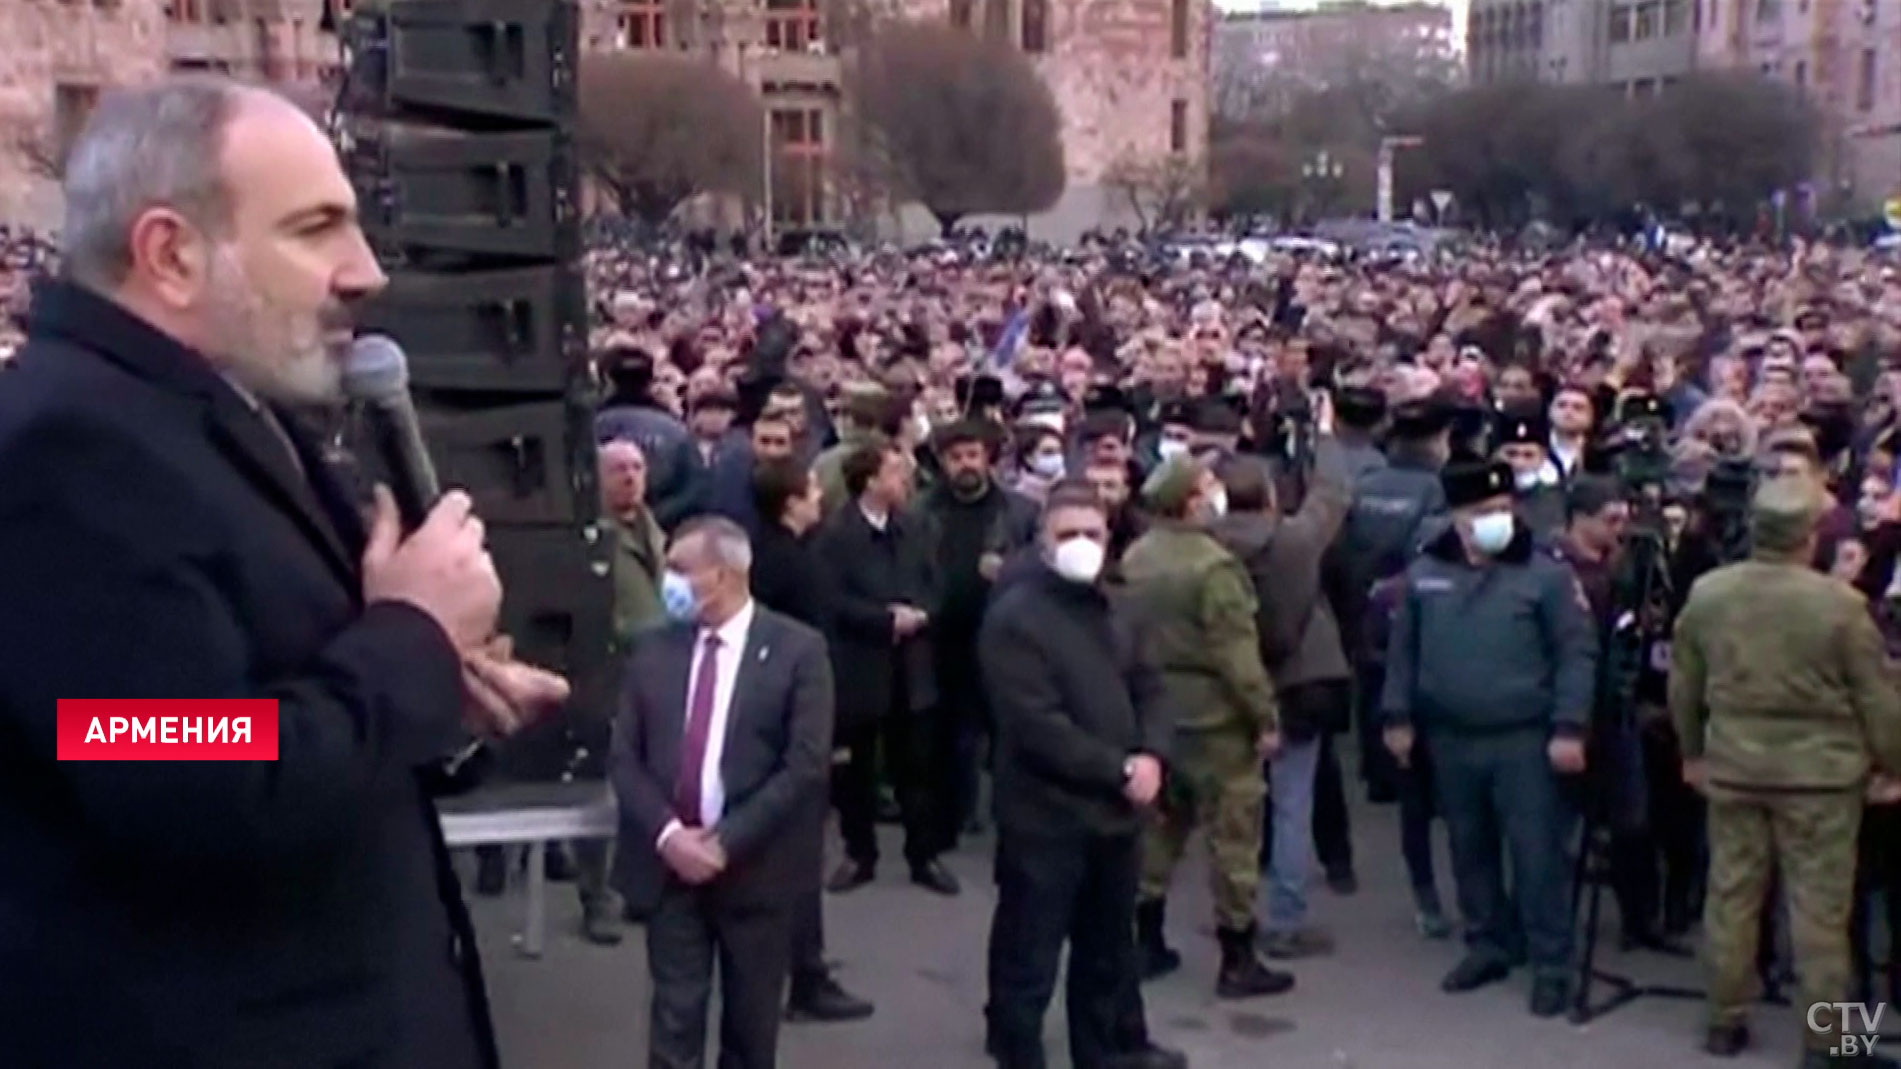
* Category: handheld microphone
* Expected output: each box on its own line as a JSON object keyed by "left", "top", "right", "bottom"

{"left": 341, "top": 334, "right": 439, "bottom": 531}
{"left": 341, "top": 335, "right": 485, "bottom": 774}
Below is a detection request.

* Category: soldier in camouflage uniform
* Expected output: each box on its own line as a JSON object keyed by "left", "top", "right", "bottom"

{"left": 1670, "top": 477, "right": 1901, "bottom": 1069}
{"left": 1121, "top": 456, "right": 1293, "bottom": 1000}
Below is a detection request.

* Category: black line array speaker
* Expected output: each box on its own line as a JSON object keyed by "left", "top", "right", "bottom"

{"left": 340, "top": 0, "right": 610, "bottom": 783}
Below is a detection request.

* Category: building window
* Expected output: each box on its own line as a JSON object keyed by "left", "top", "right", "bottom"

{"left": 950, "top": 0, "right": 972, "bottom": 28}
{"left": 1021, "top": 0, "right": 1046, "bottom": 53}
{"left": 1634, "top": 1, "right": 1657, "bottom": 38}
{"left": 771, "top": 107, "right": 826, "bottom": 227}
{"left": 1663, "top": 0, "right": 1687, "bottom": 34}
{"left": 53, "top": 84, "right": 100, "bottom": 165}
{"left": 765, "top": 0, "right": 820, "bottom": 52}
{"left": 983, "top": 0, "right": 1010, "bottom": 42}
{"left": 1169, "top": 98, "right": 1187, "bottom": 154}
{"left": 1610, "top": 3, "right": 1632, "bottom": 42}
{"left": 1170, "top": 0, "right": 1188, "bottom": 59}
{"left": 1793, "top": 59, "right": 1806, "bottom": 91}
{"left": 1859, "top": 48, "right": 1877, "bottom": 111}
{"left": 167, "top": 0, "right": 201, "bottom": 20}
{"left": 1754, "top": 0, "right": 1778, "bottom": 20}
{"left": 618, "top": 0, "right": 665, "bottom": 49}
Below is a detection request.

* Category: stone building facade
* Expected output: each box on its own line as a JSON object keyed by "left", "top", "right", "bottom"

{"left": 0, "top": 0, "right": 340, "bottom": 227}
{"left": 0, "top": 0, "right": 170, "bottom": 225}
{"left": 0, "top": 0, "right": 1210, "bottom": 241}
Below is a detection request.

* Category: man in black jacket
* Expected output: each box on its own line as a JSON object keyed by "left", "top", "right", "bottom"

{"left": 750, "top": 458, "right": 876, "bottom": 1023}
{"left": 980, "top": 480, "right": 1187, "bottom": 1069}
{"left": 0, "top": 77, "right": 566, "bottom": 1069}
{"left": 914, "top": 418, "right": 1039, "bottom": 839}
{"left": 816, "top": 433, "right": 956, "bottom": 895}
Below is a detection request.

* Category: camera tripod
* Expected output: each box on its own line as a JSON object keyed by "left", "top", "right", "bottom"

{"left": 1567, "top": 515, "right": 1705, "bottom": 1024}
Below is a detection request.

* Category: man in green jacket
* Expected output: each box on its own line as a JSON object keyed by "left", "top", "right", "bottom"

{"left": 813, "top": 383, "right": 890, "bottom": 516}
{"left": 581, "top": 439, "right": 668, "bottom": 944}
{"left": 1671, "top": 476, "right": 1901, "bottom": 1068}
{"left": 1121, "top": 455, "right": 1292, "bottom": 1000}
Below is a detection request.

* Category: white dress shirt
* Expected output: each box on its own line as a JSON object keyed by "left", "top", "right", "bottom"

{"left": 657, "top": 599, "right": 757, "bottom": 848}
{"left": 860, "top": 502, "right": 888, "bottom": 532}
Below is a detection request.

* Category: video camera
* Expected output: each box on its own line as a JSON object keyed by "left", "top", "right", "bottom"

{"left": 1600, "top": 392, "right": 1674, "bottom": 500}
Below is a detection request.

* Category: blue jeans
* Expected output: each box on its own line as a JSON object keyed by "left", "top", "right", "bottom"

{"left": 1265, "top": 736, "right": 1321, "bottom": 933}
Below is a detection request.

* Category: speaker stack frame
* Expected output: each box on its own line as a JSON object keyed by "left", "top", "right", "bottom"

{"left": 338, "top": 0, "right": 612, "bottom": 783}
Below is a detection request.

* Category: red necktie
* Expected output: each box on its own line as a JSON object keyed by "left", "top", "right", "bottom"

{"left": 674, "top": 633, "right": 723, "bottom": 826}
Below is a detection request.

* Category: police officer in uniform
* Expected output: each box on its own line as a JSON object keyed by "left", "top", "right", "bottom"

{"left": 1121, "top": 456, "right": 1294, "bottom": 1000}
{"left": 1670, "top": 478, "right": 1901, "bottom": 1068}
{"left": 1494, "top": 405, "right": 1566, "bottom": 540}
{"left": 1382, "top": 458, "right": 1598, "bottom": 1017}
{"left": 1337, "top": 400, "right": 1450, "bottom": 804}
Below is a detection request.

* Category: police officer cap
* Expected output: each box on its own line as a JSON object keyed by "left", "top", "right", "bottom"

{"left": 1494, "top": 405, "right": 1549, "bottom": 447}
{"left": 1143, "top": 455, "right": 1205, "bottom": 514}
{"left": 1193, "top": 396, "right": 1245, "bottom": 434}
{"left": 1619, "top": 392, "right": 1671, "bottom": 423}
{"left": 1015, "top": 378, "right": 1065, "bottom": 416}
{"left": 1442, "top": 458, "right": 1514, "bottom": 509}
{"left": 1158, "top": 398, "right": 1195, "bottom": 428}
{"left": 1083, "top": 383, "right": 1131, "bottom": 413}
{"left": 1336, "top": 385, "right": 1388, "bottom": 429}
{"left": 1389, "top": 399, "right": 1451, "bottom": 440}
{"left": 1749, "top": 477, "right": 1823, "bottom": 553}
{"left": 955, "top": 373, "right": 1005, "bottom": 409}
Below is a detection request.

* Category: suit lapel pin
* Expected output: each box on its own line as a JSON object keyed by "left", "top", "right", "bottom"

{"left": 758, "top": 646, "right": 769, "bottom": 663}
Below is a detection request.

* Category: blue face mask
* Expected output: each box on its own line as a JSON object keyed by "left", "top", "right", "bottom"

{"left": 661, "top": 570, "right": 699, "bottom": 622}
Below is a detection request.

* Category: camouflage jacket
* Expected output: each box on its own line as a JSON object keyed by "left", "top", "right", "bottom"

{"left": 1120, "top": 522, "right": 1280, "bottom": 736}
{"left": 1670, "top": 556, "right": 1901, "bottom": 791}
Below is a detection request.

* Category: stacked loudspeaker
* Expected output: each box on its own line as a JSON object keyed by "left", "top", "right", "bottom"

{"left": 338, "top": 0, "right": 613, "bottom": 782}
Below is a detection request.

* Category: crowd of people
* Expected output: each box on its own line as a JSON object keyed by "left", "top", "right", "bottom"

{"left": 3, "top": 69, "right": 1900, "bottom": 1069}
{"left": 575, "top": 229, "right": 1901, "bottom": 1069}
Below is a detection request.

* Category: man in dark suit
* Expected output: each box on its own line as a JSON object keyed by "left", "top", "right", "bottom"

{"left": 0, "top": 77, "right": 565, "bottom": 1068}
{"left": 611, "top": 515, "right": 835, "bottom": 1068}
{"left": 816, "top": 433, "right": 959, "bottom": 896}
{"left": 749, "top": 457, "right": 875, "bottom": 1023}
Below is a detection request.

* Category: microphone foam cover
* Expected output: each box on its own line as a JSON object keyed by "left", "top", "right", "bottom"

{"left": 341, "top": 334, "right": 410, "bottom": 401}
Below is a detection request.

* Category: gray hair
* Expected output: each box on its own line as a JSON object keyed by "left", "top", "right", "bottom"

{"left": 61, "top": 75, "right": 249, "bottom": 289}
{"left": 670, "top": 515, "right": 753, "bottom": 573}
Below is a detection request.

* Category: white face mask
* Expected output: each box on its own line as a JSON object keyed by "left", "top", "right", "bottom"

{"left": 1157, "top": 439, "right": 1190, "bottom": 461}
{"left": 1468, "top": 511, "right": 1515, "bottom": 555}
{"left": 1051, "top": 535, "right": 1105, "bottom": 583}
{"left": 1030, "top": 453, "right": 1066, "bottom": 479}
{"left": 1514, "top": 468, "right": 1541, "bottom": 492}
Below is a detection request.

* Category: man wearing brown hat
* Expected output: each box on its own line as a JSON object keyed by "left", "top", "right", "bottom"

{"left": 1121, "top": 456, "right": 1294, "bottom": 1000}
{"left": 1670, "top": 478, "right": 1901, "bottom": 1068}
{"left": 1381, "top": 457, "right": 1597, "bottom": 1018}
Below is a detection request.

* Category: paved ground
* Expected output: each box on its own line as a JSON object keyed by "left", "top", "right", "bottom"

{"left": 465, "top": 793, "right": 1815, "bottom": 1069}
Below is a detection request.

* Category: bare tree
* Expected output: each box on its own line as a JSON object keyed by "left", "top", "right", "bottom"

{"left": 14, "top": 126, "right": 67, "bottom": 181}
{"left": 843, "top": 20, "right": 1065, "bottom": 235}
{"left": 1102, "top": 152, "right": 1205, "bottom": 234}
{"left": 577, "top": 53, "right": 766, "bottom": 227}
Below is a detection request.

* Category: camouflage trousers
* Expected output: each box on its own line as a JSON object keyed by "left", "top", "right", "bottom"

{"left": 1703, "top": 786, "right": 1862, "bottom": 1051}
{"left": 1137, "top": 724, "right": 1264, "bottom": 932}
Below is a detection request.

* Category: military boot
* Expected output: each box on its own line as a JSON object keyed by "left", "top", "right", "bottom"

{"left": 1135, "top": 899, "right": 1181, "bottom": 981}
{"left": 1215, "top": 925, "right": 1294, "bottom": 999}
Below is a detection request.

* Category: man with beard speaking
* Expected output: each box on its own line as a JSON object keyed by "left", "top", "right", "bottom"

{"left": 0, "top": 77, "right": 567, "bottom": 1068}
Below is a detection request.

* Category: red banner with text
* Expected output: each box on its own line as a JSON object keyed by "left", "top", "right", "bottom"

{"left": 56, "top": 700, "right": 281, "bottom": 761}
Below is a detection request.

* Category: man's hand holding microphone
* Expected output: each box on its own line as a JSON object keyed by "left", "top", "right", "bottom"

{"left": 361, "top": 486, "right": 569, "bottom": 739}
